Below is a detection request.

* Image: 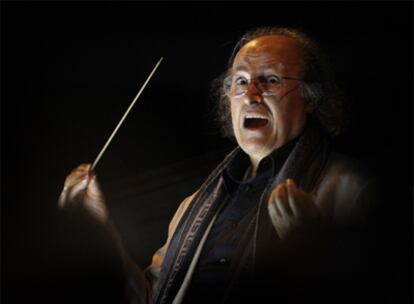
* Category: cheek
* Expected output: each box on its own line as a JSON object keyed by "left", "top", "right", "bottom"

{"left": 230, "top": 102, "right": 240, "bottom": 131}
{"left": 269, "top": 102, "right": 288, "bottom": 127}
{"left": 269, "top": 97, "right": 306, "bottom": 128}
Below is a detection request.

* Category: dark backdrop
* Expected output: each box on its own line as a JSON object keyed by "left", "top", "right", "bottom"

{"left": 2, "top": 2, "right": 412, "bottom": 303}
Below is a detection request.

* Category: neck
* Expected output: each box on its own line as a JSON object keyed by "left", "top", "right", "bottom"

{"left": 248, "top": 156, "right": 261, "bottom": 178}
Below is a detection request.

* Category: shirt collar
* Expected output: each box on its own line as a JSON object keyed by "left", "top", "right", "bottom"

{"left": 222, "top": 136, "right": 299, "bottom": 194}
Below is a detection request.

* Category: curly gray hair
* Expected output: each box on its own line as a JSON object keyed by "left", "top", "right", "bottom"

{"left": 211, "top": 27, "right": 346, "bottom": 138}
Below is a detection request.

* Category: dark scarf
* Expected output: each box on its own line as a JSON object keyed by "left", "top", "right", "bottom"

{"left": 153, "top": 124, "right": 331, "bottom": 304}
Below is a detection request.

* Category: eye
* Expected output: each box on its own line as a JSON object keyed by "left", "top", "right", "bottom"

{"left": 235, "top": 76, "right": 248, "bottom": 86}
{"left": 266, "top": 75, "right": 281, "bottom": 84}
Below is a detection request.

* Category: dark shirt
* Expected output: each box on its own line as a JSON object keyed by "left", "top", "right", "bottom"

{"left": 183, "top": 139, "right": 297, "bottom": 303}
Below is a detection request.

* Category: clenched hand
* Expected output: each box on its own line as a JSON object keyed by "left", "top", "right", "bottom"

{"left": 267, "top": 178, "right": 321, "bottom": 239}
{"left": 58, "top": 163, "right": 109, "bottom": 224}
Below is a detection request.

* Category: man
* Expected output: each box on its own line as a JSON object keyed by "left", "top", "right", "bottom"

{"left": 59, "top": 27, "right": 377, "bottom": 303}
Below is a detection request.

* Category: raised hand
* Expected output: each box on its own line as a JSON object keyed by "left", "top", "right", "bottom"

{"left": 267, "top": 178, "right": 321, "bottom": 239}
{"left": 58, "top": 163, "right": 108, "bottom": 224}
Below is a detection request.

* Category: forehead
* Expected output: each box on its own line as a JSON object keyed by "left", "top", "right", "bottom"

{"left": 232, "top": 35, "right": 303, "bottom": 75}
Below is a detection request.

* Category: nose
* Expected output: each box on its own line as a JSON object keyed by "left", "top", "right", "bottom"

{"left": 243, "top": 81, "right": 263, "bottom": 105}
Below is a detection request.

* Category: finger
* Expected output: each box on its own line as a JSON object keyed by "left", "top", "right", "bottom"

{"left": 286, "top": 179, "right": 302, "bottom": 217}
{"left": 276, "top": 182, "right": 292, "bottom": 217}
{"left": 84, "top": 176, "right": 108, "bottom": 223}
{"left": 268, "top": 188, "right": 282, "bottom": 218}
{"left": 70, "top": 163, "right": 92, "bottom": 175}
{"left": 61, "top": 163, "right": 91, "bottom": 190}
{"left": 67, "top": 163, "right": 92, "bottom": 181}
{"left": 85, "top": 175, "right": 103, "bottom": 202}
{"left": 58, "top": 164, "right": 94, "bottom": 209}
{"left": 288, "top": 180, "right": 314, "bottom": 207}
{"left": 58, "top": 188, "right": 68, "bottom": 209}
{"left": 64, "top": 166, "right": 90, "bottom": 190}
{"left": 59, "top": 178, "right": 81, "bottom": 208}
{"left": 67, "top": 177, "right": 89, "bottom": 203}
{"left": 267, "top": 199, "right": 280, "bottom": 227}
{"left": 59, "top": 174, "right": 87, "bottom": 208}
{"left": 64, "top": 174, "right": 85, "bottom": 192}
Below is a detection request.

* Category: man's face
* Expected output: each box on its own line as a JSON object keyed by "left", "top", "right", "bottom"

{"left": 230, "top": 35, "right": 309, "bottom": 163}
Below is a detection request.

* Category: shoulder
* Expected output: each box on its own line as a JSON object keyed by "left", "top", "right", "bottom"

{"left": 314, "top": 152, "right": 374, "bottom": 223}
{"left": 322, "top": 152, "right": 371, "bottom": 186}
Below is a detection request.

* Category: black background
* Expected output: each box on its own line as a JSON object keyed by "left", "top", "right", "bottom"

{"left": 2, "top": 2, "right": 413, "bottom": 303}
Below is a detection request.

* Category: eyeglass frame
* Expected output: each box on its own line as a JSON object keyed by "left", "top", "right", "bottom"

{"left": 223, "top": 74, "right": 303, "bottom": 98}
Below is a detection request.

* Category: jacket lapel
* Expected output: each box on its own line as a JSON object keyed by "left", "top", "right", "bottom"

{"left": 153, "top": 149, "right": 240, "bottom": 304}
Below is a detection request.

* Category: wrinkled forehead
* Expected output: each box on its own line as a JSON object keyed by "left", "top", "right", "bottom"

{"left": 232, "top": 35, "right": 304, "bottom": 77}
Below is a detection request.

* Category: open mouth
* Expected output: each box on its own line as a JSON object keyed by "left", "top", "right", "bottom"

{"left": 243, "top": 115, "right": 269, "bottom": 129}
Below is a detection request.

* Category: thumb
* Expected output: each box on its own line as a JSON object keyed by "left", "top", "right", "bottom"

{"left": 84, "top": 175, "right": 108, "bottom": 223}
{"left": 86, "top": 174, "right": 104, "bottom": 201}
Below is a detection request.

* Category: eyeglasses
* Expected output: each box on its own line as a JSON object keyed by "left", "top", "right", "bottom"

{"left": 223, "top": 74, "right": 303, "bottom": 98}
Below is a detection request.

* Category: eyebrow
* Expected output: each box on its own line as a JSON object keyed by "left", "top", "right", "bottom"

{"left": 233, "top": 65, "right": 279, "bottom": 75}
{"left": 233, "top": 65, "right": 248, "bottom": 73}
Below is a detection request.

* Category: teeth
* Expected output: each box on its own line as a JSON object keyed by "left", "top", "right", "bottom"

{"left": 245, "top": 114, "right": 267, "bottom": 120}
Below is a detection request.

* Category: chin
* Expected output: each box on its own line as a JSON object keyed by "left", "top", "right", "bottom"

{"left": 240, "top": 140, "right": 274, "bottom": 160}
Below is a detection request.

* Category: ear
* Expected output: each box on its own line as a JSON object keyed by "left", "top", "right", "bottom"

{"left": 299, "top": 83, "right": 315, "bottom": 113}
